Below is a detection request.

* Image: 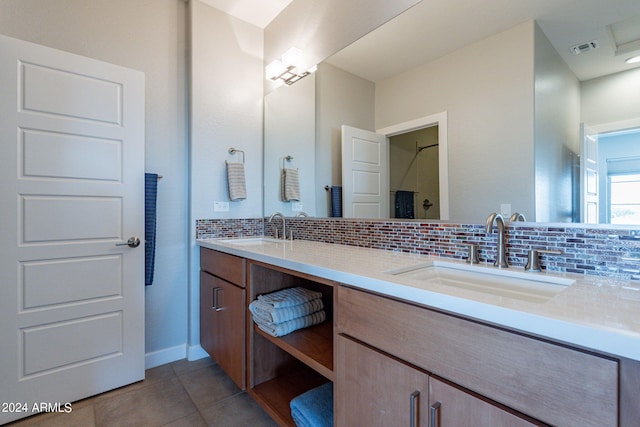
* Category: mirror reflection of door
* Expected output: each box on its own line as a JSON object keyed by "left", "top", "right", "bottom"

{"left": 389, "top": 125, "right": 439, "bottom": 219}
{"left": 580, "top": 124, "right": 640, "bottom": 224}
{"left": 341, "top": 125, "right": 389, "bottom": 218}
{"left": 599, "top": 127, "right": 640, "bottom": 224}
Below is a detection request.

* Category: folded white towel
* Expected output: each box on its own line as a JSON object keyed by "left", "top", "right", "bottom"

{"left": 256, "top": 310, "right": 326, "bottom": 337}
{"left": 281, "top": 168, "right": 300, "bottom": 201}
{"left": 257, "top": 287, "right": 322, "bottom": 308}
{"left": 226, "top": 161, "right": 247, "bottom": 201}
{"left": 249, "top": 298, "right": 324, "bottom": 324}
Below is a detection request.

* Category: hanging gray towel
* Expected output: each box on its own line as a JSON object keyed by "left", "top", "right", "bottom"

{"left": 395, "top": 190, "right": 415, "bottom": 219}
{"left": 330, "top": 186, "right": 342, "bottom": 217}
{"left": 144, "top": 173, "right": 158, "bottom": 286}
{"left": 226, "top": 161, "right": 247, "bottom": 200}
{"left": 281, "top": 168, "right": 300, "bottom": 201}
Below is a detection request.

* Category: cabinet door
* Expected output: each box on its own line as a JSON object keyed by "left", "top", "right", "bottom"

{"left": 200, "top": 271, "right": 217, "bottom": 357}
{"left": 200, "top": 271, "right": 246, "bottom": 389}
{"left": 429, "top": 377, "right": 544, "bottom": 427}
{"left": 336, "top": 335, "right": 428, "bottom": 427}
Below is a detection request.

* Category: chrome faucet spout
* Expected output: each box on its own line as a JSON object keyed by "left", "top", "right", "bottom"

{"left": 268, "top": 212, "right": 286, "bottom": 240}
{"left": 485, "top": 213, "right": 508, "bottom": 268}
{"left": 509, "top": 212, "right": 526, "bottom": 222}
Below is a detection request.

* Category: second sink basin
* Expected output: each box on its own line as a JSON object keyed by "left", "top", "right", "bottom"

{"left": 385, "top": 260, "right": 574, "bottom": 303}
{"left": 218, "top": 237, "right": 281, "bottom": 246}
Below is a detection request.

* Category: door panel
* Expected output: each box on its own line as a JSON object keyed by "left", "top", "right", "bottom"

{"left": 21, "top": 61, "right": 122, "bottom": 124}
{"left": 341, "top": 125, "right": 389, "bottom": 218}
{"left": 580, "top": 123, "right": 599, "bottom": 223}
{"left": 22, "top": 129, "right": 122, "bottom": 181}
{"left": 22, "top": 255, "right": 122, "bottom": 309}
{"left": 0, "top": 34, "right": 145, "bottom": 424}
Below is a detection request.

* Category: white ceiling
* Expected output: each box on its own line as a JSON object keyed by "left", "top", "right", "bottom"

{"left": 206, "top": 0, "right": 640, "bottom": 82}
{"left": 199, "top": 0, "right": 293, "bottom": 29}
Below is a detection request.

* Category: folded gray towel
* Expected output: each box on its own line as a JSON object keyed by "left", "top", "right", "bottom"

{"left": 226, "top": 161, "right": 247, "bottom": 200}
{"left": 256, "top": 310, "right": 326, "bottom": 337}
{"left": 281, "top": 168, "right": 300, "bottom": 201}
{"left": 257, "top": 287, "right": 322, "bottom": 308}
{"left": 249, "top": 298, "right": 324, "bottom": 324}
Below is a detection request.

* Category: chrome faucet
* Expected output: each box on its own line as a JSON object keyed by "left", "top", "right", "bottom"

{"left": 485, "top": 213, "right": 508, "bottom": 268}
{"left": 509, "top": 212, "right": 526, "bottom": 222}
{"left": 268, "top": 212, "right": 286, "bottom": 240}
{"left": 295, "top": 211, "right": 309, "bottom": 218}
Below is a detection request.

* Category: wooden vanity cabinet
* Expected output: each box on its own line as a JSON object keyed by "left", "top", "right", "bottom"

{"left": 337, "top": 335, "right": 542, "bottom": 427}
{"left": 199, "top": 248, "right": 246, "bottom": 389}
{"left": 336, "top": 285, "right": 620, "bottom": 427}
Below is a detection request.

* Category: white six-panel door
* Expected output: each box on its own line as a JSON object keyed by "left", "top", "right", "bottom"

{"left": 0, "top": 34, "right": 145, "bottom": 424}
{"left": 341, "top": 125, "right": 389, "bottom": 218}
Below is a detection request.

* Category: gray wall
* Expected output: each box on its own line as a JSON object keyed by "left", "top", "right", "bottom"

{"left": 534, "top": 23, "right": 580, "bottom": 223}
{"left": 581, "top": 68, "right": 640, "bottom": 130}
{"left": 315, "top": 62, "right": 375, "bottom": 217}
{"left": 0, "top": 0, "right": 189, "bottom": 365}
{"left": 188, "top": 0, "right": 264, "bottom": 354}
{"left": 375, "top": 21, "right": 536, "bottom": 222}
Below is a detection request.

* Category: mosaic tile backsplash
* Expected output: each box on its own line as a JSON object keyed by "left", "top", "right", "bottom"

{"left": 196, "top": 217, "right": 640, "bottom": 280}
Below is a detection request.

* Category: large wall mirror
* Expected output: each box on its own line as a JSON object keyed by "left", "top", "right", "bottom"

{"left": 264, "top": 0, "right": 640, "bottom": 224}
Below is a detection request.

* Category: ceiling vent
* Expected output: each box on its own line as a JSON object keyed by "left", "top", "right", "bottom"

{"left": 570, "top": 40, "right": 600, "bottom": 55}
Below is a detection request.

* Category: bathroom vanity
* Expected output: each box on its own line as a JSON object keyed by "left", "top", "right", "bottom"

{"left": 197, "top": 237, "right": 640, "bottom": 427}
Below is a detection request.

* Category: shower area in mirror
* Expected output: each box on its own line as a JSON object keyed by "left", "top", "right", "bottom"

{"left": 389, "top": 125, "right": 440, "bottom": 219}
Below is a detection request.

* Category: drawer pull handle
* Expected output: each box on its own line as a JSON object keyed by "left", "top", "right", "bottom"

{"left": 410, "top": 391, "right": 420, "bottom": 427}
{"left": 212, "top": 287, "right": 224, "bottom": 311}
{"left": 430, "top": 401, "right": 441, "bottom": 427}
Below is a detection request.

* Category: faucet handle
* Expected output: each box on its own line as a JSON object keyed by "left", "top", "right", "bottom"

{"left": 525, "top": 249, "right": 562, "bottom": 272}
{"left": 466, "top": 244, "right": 480, "bottom": 264}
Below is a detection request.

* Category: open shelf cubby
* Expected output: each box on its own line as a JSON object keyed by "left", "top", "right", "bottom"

{"left": 247, "top": 261, "right": 336, "bottom": 427}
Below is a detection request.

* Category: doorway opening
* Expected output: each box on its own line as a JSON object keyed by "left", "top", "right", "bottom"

{"left": 377, "top": 111, "right": 449, "bottom": 220}
{"left": 389, "top": 126, "right": 439, "bottom": 219}
{"left": 599, "top": 127, "right": 640, "bottom": 224}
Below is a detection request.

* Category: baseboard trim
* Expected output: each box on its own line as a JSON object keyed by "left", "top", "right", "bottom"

{"left": 187, "top": 344, "right": 209, "bottom": 361}
{"left": 145, "top": 344, "right": 187, "bottom": 369}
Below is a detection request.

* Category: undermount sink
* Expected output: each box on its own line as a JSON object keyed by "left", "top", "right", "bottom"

{"left": 218, "top": 237, "right": 281, "bottom": 246}
{"left": 385, "top": 260, "right": 574, "bottom": 303}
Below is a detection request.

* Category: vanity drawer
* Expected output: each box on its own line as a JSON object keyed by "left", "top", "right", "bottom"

{"left": 336, "top": 285, "right": 618, "bottom": 427}
{"left": 200, "top": 247, "right": 245, "bottom": 287}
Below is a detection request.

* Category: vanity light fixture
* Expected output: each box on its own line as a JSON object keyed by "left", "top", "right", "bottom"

{"left": 265, "top": 47, "right": 314, "bottom": 86}
{"left": 625, "top": 55, "right": 640, "bottom": 64}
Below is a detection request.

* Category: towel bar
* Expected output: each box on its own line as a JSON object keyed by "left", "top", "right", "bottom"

{"left": 228, "top": 147, "right": 245, "bottom": 164}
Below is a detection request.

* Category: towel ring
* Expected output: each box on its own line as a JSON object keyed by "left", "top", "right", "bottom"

{"left": 281, "top": 155, "right": 294, "bottom": 169}
{"left": 228, "top": 147, "right": 245, "bottom": 164}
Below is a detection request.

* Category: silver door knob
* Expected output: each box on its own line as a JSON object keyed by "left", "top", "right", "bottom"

{"left": 115, "top": 236, "right": 141, "bottom": 248}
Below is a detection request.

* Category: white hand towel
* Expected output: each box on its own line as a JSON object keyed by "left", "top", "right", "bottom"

{"left": 226, "top": 161, "right": 247, "bottom": 201}
{"left": 281, "top": 168, "right": 300, "bottom": 201}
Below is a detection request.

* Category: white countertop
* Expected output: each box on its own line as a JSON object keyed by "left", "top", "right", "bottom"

{"left": 197, "top": 237, "right": 640, "bottom": 361}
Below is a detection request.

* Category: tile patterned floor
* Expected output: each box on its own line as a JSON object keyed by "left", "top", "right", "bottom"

{"left": 7, "top": 357, "right": 277, "bottom": 427}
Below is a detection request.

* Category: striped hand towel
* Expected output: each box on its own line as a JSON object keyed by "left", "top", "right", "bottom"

{"left": 257, "top": 287, "right": 322, "bottom": 308}
{"left": 249, "top": 298, "right": 324, "bottom": 324}
{"left": 226, "top": 161, "right": 247, "bottom": 201}
{"left": 256, "top": 310, "right": 326, "bottom": 337}
{"left": 281, "top": 168, "right": 300, "bottom": 201}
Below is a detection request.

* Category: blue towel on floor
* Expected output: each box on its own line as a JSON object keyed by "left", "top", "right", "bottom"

{"left": 290, "top": 382, "right": 333, "bottom": 427}
{"left": 330, "top": 186, "right": 342, "bottom": 217}
{"left": 395, "top": 190, "right": 414, "bottom": 219}
{"left": 144, "top": 173, "right": 158, "bottom": 286}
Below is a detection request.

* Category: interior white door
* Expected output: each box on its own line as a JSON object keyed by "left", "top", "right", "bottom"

{"left": 580, "top": 123, "right": 599, "bottom": 223}
{"left": 0, "top": 34, "right": 145, "bottom": 424}
{"left": 341, "top": 125, "right": 389, "bottom": 218}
